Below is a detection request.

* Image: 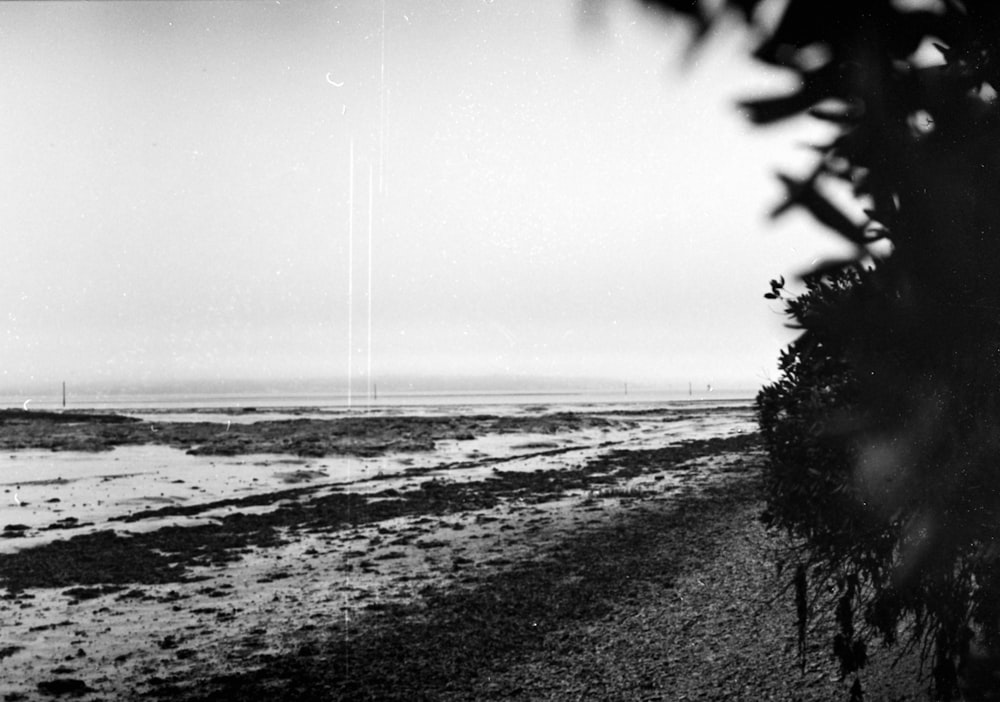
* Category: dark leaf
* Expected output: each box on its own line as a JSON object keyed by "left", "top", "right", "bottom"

{"left": 741, "top": 88, "right": 826, "bottom": 125}
{"left": 725, "top": 0, "right": 766, "bottom": 22}
{"left": 741, "top": 62, "right": 845, "bottom": 125}
{"left": 771, "top": 173, "right": 866, "bottom": 245}
{"left": 641, "top": 0, "right": 710, "bottom": 39}
{"left": 808, "top": 106, "right": 859, "bottom": 124}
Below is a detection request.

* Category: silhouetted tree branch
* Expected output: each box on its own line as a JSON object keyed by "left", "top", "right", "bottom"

{"left": 620, "top": 1, "right": 1000, "bottom": 698}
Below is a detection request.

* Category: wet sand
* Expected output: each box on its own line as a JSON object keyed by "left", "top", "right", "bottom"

{"left": 0, "top": 403, "right": 923, "bottom": 700}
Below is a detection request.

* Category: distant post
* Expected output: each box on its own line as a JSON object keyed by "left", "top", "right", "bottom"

{"left": 62, "top": 381, "right": 66, "bottom": 408}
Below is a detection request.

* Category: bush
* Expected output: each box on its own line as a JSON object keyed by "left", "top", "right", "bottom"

{"left": 757, "top": 270, "right": 883, "bottom": 680}
{"left": 757, "top": 266, "right": 1000, "bottom": 699}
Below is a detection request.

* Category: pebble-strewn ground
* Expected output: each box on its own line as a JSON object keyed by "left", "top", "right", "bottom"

{"left": 175, "top": 453, "right": 928, "bottom": 702}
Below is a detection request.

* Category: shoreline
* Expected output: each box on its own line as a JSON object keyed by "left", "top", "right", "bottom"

{"left": 0, "top": 402, "right": 922, "bottom": 700}
{"left": 2, "top": 436, "right": 765, "bottom": 701}
{"left": 0, "top": 404, "right": 752, "bottom": 548}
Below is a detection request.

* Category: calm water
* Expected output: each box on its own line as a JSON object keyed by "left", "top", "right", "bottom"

{"left": 1, "top": 388, "right": 758, "bottom": 416}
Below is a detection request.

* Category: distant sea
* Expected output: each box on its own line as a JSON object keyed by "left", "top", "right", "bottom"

{"left": 0, "top": 388, "right": 759, "bottom": 414}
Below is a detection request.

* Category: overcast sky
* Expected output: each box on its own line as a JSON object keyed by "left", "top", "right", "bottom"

{"left": 0, "top": 0, "right": 850, "bottom": 396}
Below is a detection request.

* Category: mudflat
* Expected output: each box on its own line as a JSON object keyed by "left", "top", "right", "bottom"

{"left": 0, "top": 404, "right": 923, "bottom": 700}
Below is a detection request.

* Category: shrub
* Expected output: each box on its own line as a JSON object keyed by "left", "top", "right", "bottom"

{"left": 757, "top": 265, "right": 1000, "bottom": 699}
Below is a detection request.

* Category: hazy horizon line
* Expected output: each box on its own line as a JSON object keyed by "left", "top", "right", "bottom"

{"left": 0, "top": 373, "right": 766, "bottom": 399}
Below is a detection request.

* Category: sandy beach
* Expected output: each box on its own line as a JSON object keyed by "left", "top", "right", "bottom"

{"left": 0, "top": 402, "right": 925, "bottom": 700}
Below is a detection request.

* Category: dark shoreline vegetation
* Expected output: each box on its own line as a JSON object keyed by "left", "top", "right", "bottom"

{"left": 0, "top": 433, "right": 759, "bottom": 593}
{"left": 652, "top": 0, "right": 1000, "bottom": 696}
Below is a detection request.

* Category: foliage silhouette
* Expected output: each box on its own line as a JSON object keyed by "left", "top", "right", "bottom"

{"left": 628, "top": 1, "right": 1000, "bottom": 698}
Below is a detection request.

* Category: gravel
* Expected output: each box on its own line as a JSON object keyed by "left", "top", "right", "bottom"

{"left": 182, "top": 451, "right": 931, "bottom": 701}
